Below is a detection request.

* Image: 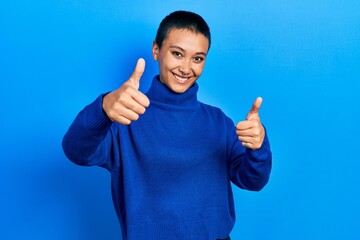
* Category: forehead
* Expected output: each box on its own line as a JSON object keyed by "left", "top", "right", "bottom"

{"left": 163, "top": 28, "right": 209, "bottom": 53}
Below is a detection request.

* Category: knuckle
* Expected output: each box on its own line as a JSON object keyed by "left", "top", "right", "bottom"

{"left": 106, "top": 110, "right": 115, "bottom": 120}
{"left": 120, "top": 84, "right": 133, "bottom": 93}
{"left": 118, "top": 94, "right": 129, "bottom": 104}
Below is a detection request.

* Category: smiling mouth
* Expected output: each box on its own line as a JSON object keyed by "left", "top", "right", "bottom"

{"left": 173, "top": 73, "right": 190, "bottom": 84}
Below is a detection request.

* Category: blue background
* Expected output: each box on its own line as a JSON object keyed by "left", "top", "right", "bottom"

{"left": 1, "top": 1, "right": 359, "bottom": 239}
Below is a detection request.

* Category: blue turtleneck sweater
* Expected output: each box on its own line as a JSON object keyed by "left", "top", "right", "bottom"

{"left": 62, "top": 76, "right": 272, "bottom": 240}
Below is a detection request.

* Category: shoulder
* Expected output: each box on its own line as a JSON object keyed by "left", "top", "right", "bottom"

{"left": 198, "top": 101, "right": 235, "bottom": 126}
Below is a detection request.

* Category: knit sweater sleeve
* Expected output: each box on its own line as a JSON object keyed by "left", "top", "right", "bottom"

{"left": 62, "top": 95, "right": 116, "bottom": 170}
{"left": 226, "top": 117, "right": 272, "bottom": 191}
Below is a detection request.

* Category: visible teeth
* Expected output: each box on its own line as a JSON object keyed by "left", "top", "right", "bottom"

{"left": 174, "top": 74, "right": 188, "bottom": 83}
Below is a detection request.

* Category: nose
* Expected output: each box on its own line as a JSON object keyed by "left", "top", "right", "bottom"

{"left": 179, "top": 60, "right": 191, "bottom": 75}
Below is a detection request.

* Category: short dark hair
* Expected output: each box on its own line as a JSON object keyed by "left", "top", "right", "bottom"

{"left": 155, "top": 10, "right": 211, "bottom": 50}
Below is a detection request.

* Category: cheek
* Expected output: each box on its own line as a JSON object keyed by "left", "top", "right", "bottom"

{"left": 194, "top": 63, "right": 205, "bottom": 75}
{"left": 163, "top": 57, "right": 180, "bottom": 71}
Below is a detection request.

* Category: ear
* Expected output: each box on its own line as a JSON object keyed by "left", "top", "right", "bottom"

{"left": 152, "top": 41, "right": 159, "bottom": 60}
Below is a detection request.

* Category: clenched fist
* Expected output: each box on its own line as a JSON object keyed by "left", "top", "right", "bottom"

{"left": 102, "top": 58, "right": 150, "bottom": 125}
{"left": 236, "top": 97, "right": 265, "bottom": 150}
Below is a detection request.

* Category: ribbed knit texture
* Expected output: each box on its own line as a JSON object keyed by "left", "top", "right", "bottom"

{"left": 62, "top": 76, "right": 272, "bottom": 240}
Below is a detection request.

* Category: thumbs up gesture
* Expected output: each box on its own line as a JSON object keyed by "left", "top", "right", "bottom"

{"left": 102, "top": 58, "right": 150, "bottom": 125}
{"left": 236, "top": 97, "right": 265, "bottom": 150}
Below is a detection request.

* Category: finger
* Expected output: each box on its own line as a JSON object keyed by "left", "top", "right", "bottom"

{"left": 129, "top": 58, "right": 145, "bottom": 89}
{"left": 238, "top": 135, "right": 259, "bottom": 149}
{"left": 115, "top": 84, "right": 149, "bottom": 113}
{"left": 131, "top": 91, "right": 150, "bottom": 108}
{"left": 115, "top": 116, "right": 132, "bottom": 125}
{"left": 121, "top": 100, "right": 146, "bottom": 115}
{"left": 251, "top": 97, "right": 263, "bottom": 113}
{"left": 236, "top": 128, "right": 255, "bottom": 137}
{"left": 237, "top": 135, "right": 253, "bottom": 148}
{"left": 246, "top": 97, "right": 262, "bottom": 120}
{"left": 114, "top": 105, "right": 140, "bottom": 121}
{"left": 236, "top": 120, "right": 254, "bottom": 130}
{"left": 119, "top": 88, "right": 149, "bottom": 113}
{"left": 121, "top": 97, "right": 148, "bottom": 115}
{"left": 237, "top": 135, "right": 253, "bottom": 144}
{"left": 242, "top": 142, "right": 252, "bottom": 149}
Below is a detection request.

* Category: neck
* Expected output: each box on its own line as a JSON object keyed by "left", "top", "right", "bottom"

{"left": 146, "top": 75, "right": 199, "bottom": 108}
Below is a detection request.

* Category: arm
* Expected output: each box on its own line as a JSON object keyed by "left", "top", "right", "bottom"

{"left": 228, "top": 97, "right": 272, "bottom": 191}
{"left": 228, "top": 125, "right": 272, "bottom": 191}
{"left": 62, "top": 58, "right": 150, "bottom": 169}
{"left": 62, "top": 95, "right": 114, "bottom": 168}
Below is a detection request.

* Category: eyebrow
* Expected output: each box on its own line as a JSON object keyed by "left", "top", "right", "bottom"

{"left": 169, "top": 45, "right": 207, "bottom": 56}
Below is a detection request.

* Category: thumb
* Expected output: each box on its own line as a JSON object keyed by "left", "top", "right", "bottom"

{"left": 246, "top": 97, "right": 262, "bottom": 120}
{"left": 128, "top": 58, "right": 145, "bottom": 89}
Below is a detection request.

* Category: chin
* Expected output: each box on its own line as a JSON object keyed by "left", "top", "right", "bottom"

{"left": 171, "top": 83, "right": 193, "bottom": 93}
{"left": 169, "top": 86, "right": 186, "bottom": 93}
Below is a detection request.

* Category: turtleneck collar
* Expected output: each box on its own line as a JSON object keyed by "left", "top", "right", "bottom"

{"left": 146, "top": 75, "right": 200, "bottom": 108}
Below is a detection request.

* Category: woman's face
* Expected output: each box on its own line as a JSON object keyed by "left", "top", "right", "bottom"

{"left": 152, "top": 28, "right": 209, "bottom": 93}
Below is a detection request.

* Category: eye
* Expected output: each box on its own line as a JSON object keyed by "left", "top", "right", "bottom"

{"left": 193, "top": 56, "right": 204, "bottom": 63}
{"left": 172, "top": 51, "right": 182, "bottom": 58}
